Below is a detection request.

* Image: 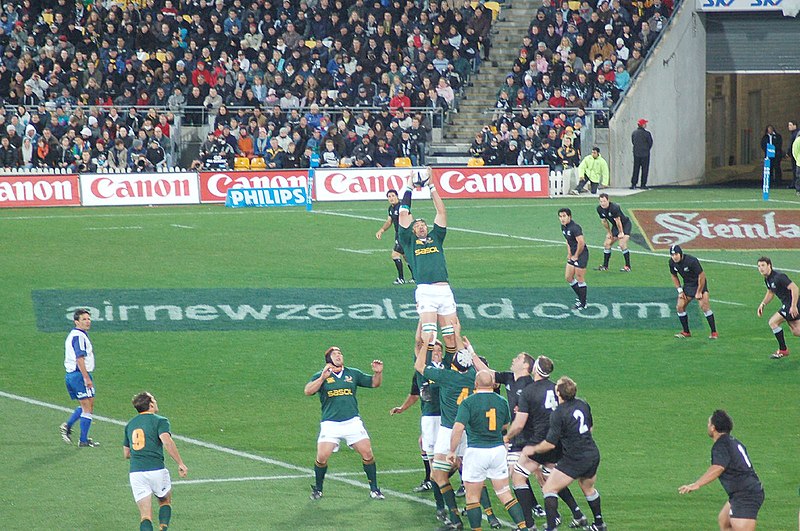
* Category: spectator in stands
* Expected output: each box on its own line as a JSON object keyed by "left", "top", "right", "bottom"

{"left": 237, "top": 127, "right": 254, "bottom": 158}
{"left": 0, "top": 135, "right": 18, "bottom": 168}
{"left": 109, "top": 138, "right": 129, "bottom": 171}
{"left": 320, "top": 138, "right": 341, "bottom": 168}
{"left": 373, "top": 137, "right": 396, "bottom": 167}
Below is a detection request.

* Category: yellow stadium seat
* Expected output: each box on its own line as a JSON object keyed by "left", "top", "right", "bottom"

{"left": 394, "top": 157, "right": 412, "bottom": 167}
{"left": 483, "top": 1, "right": 501, "bottom": 21}
{"left": 305, "top": 40, "right": 318, "bottom": 48}
{"left": 249, "top": 157, "right": 267, "bottom": 170}
{"left": 468, "top": 157, "right": 485, "bottom": 167}
{"left": 234, "top": 157, "right": 251, "bottom": 170}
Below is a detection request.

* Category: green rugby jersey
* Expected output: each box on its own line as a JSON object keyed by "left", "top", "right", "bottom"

{"left": 123, "top": 413, "right": 170, "bottom": 472}
{"left": 412, "top": 369, "right": 442, "bottom": 417}
{"left": 422, "top": 365, "right": 476, "bottom": 428}
{"left": 398, "top": 223, "right": 449, "bottom": 284}
{"left": 311, "top": 366, "right": 373, "bottom": 422}
{"left": 455, "top": 391, "right": 511, "bottom": 449}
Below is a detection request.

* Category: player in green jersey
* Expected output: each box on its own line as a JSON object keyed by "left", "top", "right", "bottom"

{"left": 416, "top": 330, "right": 477, "bottom": 530}
{"left": 304, "top": 346, "right": 385, "bottom": 500}
{"left": 123, "top": 392, "right": 188, "bottom": 531}
{"left": 390, "top": 339, "right": 443, "bottom": 494}
{"left": 398, "top": 169, "right": 468, "bottom": 362}
{"left": 448, "top": 370, "right": 530, "bottom": 531}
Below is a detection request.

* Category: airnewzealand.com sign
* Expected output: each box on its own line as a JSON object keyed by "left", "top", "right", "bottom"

{"left": 33, "top": 288, "right": 676, "bottom": 332}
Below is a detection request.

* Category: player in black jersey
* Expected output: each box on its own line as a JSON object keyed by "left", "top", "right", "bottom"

{"left": 669, "top": 244, "right": 718, "bottom": 339}
{"left": 505, "top": 357, "right": 589, "bottom": 530}
{"left": 756, "top": 256, "right": 799, "bottom": 359}
{"left": 376, "top": 189, "right": 413, "bottom": 285}
{"left": 679, "top": 410, "right": 764, "bottom": 530}
{"left": 530, "top": 376, "right": 605, "bottom": 531}
{"left": 559, "top": 208, "right": 589, "bottom": 310}
{"left": 595, "top": 193, "right": 632, "bottom": 272}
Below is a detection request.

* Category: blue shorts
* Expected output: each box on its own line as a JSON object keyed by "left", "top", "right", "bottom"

{"left": 65, "top": 371, "right": 95, "bottom": 400}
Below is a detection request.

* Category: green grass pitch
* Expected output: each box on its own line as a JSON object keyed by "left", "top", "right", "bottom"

{"left": 0, "top": 187, "right": 798, "bottom": 530}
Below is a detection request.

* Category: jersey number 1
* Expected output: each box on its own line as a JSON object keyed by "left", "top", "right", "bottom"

{"left": 485, "top": 408, "right": 496, "bottom": 431}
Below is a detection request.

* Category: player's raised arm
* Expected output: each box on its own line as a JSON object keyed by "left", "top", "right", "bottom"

{"left": 428, "top": 169, "right": 447, "bottom": 228}
{"left": 398, "top": 173, "right": 415, "bottom": 229}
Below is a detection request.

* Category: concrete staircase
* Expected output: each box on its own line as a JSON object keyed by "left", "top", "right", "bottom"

{"left": 428, "top": 3, "right": 538, "bottom": 165}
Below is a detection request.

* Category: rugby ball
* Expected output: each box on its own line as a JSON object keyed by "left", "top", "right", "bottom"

{"left": 413, "top": 169, "right": 430, "bottom": 188}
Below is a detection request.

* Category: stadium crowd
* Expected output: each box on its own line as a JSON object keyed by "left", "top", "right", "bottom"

{"left": 468, "top": 0, "right": 673, "bottom": 167}
{"left": 0, "top": 0, "right": 495, "bottom": 172}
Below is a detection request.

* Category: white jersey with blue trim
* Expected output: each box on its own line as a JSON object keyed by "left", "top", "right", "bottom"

{"left": 64, "top": 328, "right": 94, "bottom": 373}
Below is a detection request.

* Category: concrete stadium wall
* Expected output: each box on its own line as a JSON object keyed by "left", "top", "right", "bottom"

{"left": 608, "top": 3, "right": 707, "bottom": 186}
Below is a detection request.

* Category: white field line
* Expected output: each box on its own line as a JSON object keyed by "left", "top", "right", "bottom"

{"left": 337, "top": 244, "right": 560, "bottom": 255}
{"left": 84, "top": 226, "right": 142, "bottom": 230}
{"left": 174, "top": 468, "right": 420, "bottom": 486}
{"left": 710, "top": 299, "right": 747, "bottom": 307}
{"left": 171, "top": 224, "right": 195, "bottom": 229}
{"left": 314, "top": 210, "right": 800, "bottom": 275}
{"left": 0, "top": 390, "right": 512, "bottom": 523}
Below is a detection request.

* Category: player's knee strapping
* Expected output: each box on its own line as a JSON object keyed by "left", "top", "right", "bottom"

{"left": 440, "top": 325, "right": 454, "bottom": 338}
{"left": 422, "top": 322, "right": 437, "bottom": 340}
{"left": 513, "top": 463, "right": 531, "bottom": 479}
{"left": 585, "top": 489, "right": 600, "bottom": 502}
{"left": 432, "top": 459, "right": 452, "bottom": 472}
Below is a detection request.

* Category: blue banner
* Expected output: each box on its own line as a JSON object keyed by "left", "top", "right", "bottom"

{"left": 225, "top": 187, "right": 309, "bottom": 208}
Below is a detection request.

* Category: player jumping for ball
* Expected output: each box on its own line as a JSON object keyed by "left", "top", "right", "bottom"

{"left": 398, "top": 168, "right": 469, "bottom": 360}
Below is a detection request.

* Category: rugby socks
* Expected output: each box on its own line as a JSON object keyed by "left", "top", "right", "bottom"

{"left": 577, "top": 282, "right": 587, "bottom": 306}
{"left": 79, "top": 412, "right": 92, "bottom": 443}
{"left": 432, "top": 481, "right": 445, "bottom": 510}
{"left": 544, "top": 492, "right": 560, "bottom": 530}
{"left": 140, "top": 519, "right": 154, "bottom": 531}
{"left": 362, "top": 457, "right": 378, "bottom": 491}
{"left": 512, "top": 483, "right": 536, "bottom": 529}
{"left": 704, "top": 310, "right": 717, "bottom": 333}
{"left": 66, "top": 406, "right": 82, "bottom": 429}
{"left": 586, "top": 489, "right": 604, "bottom": 526}
{"left": 480, "top": 486, "right": 493, "bottom": 514}
{"left": 394, "top": 258, "right": 404, "bottom": 280}
{"left": 466, "top": 501, "right": 483, "bottom": 530}
{"left": 422, "top": 451, "right": 431, "bottom": 482}
{"left": 158, "top": 503, "right": 171, "bottom": 530}
{"left": 504, "top": 498, "right": 527, "bottom": 529}
{"left": 569, "top": 280, "right": 580, "bottom": 297}
{"left": 678, "top": 312, "right": 690, "bottom": 333}
{"left": 602, "top": 249, "right": 611, "bottom": 268}
{"left": 558, "top": 487, "right": 585, "bottom": 520}
{"left": 438, "top": 483, "right": 462, "bottom": 526}
{"left": 773, "top": 327, "right": 787, "bottom": 350}
{"left": 623, "top": 249, "right": 631, "bottom": 267}
{"left": 314, "top": 460, "right": 327, "bottom": 491}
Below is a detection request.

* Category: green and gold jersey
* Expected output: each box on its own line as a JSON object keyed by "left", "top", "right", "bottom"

{"left": 455, "top": 391, "right": 511, "bottom": 449}
{"left": 311, "top": 366, "right": 374, "bottom": 422}
{"left": 398, "top": 223, "right": 449, "bottom": 284}
{"left": 123, "top": 413, "right": 170, "bottom": 473}
{"left": 422, "top": 365, "right": 476, "bottom": 428}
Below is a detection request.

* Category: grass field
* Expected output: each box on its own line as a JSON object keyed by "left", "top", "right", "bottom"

{"left": 1, "top": 187, "right": 799, "bottom": 530}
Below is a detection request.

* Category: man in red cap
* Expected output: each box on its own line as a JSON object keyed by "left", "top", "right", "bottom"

{"left": 631, "top": 118, "right": 653, "bottom": 189}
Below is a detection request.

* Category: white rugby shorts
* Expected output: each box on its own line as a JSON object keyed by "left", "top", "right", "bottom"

{"left": 462, "top": 446, "right": 508, "bottom": 483}
{"left": 433, "top": 425, "right": 467, "bottom": 457}
{"left": 416, "top": 283, "right": 457, "bottom": 316}
{"left": 317, "top": 417, "right": 369, "bottom": 450}
{"left": 420, "top": 415, "right": 441, "bottom": 456}
{"left": 130, "top": 468, "right": 171, "bottom": 502}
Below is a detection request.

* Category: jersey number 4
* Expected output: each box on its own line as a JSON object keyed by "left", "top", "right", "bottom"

{"left": 544, "top": 390, "right": 558, "bottom": 411}
{"left": 131, "top": 428, "right": 146, "bottom": 451}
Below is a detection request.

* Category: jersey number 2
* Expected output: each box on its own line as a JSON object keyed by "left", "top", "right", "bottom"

{"left": 485, "top": 408, "right": 496, "bottom": 431}
{"left": 131, "top": 428, "right": 146, "bottom": 450}
{"left": 572, "top": 410, "right": 589, "bottom": 434}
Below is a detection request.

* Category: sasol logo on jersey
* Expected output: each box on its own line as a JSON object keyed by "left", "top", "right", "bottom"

{"left": 327, "top": 388, "right": 353, "bottom": 397}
